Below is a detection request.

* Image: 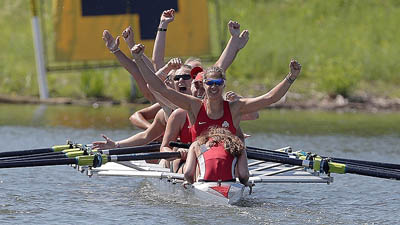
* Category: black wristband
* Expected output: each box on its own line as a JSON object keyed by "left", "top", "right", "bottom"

{"left": 157, "top": 27, "right": 167, "bottom": 32}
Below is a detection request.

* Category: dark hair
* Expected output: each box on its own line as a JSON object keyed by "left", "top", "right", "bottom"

{"left": 196, "top": 126, "right": 244, "bottom": 157}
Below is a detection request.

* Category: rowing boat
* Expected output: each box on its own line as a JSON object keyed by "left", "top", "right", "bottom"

{"left": 1, "top": 143, "right": 398, "bottom": 205}
{"left": 92, "top": 147, "right": 332, "bottom": 205}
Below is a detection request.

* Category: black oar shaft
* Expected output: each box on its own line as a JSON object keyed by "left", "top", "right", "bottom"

{"left": 112, "top": 152, "right": 181, "bottom": 161}
{"left": 0, "top": 158, "right": 77, "bottom": 169}
{"left": 331, "top": 157, "right": 400, "bottom": 170}
{"left": 0, "top": 148, "right": 54, "bottom": 158}
{"left": 346, "top": 165, "right": 400, "bottom": 180}
{"left": 102, "top": 144, "right": 161, "bottom": 155}
{"left": 0, "top": 154, "right": 69, "bottom": 163}
{"left": 246, "top": 150, "right": 306, "bottom": 167}
{"left": 0, "top": 151, "right": 66, "bottom": 161}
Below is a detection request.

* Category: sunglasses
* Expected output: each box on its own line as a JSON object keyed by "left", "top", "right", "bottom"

{"left": 173, "top": 74, "right": 192, "bottom": 81}
{"left": 205, "top": 79, "right": 224, "bottom": 86}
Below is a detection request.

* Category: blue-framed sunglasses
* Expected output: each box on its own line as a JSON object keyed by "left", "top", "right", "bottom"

{"left": 205, "top": 79, "right": 225, "bottom": 86}
{"left": 173, "top": 74, "right": 192, "bottom": 81}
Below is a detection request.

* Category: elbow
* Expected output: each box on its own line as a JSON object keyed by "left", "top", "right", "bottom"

{"left": 129, "top": 114, "right": 140, "bottom": 126}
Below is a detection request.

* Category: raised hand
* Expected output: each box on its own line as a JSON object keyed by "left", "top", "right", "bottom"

{"left": 122, "top": 26, "right": 135, "bottom": 49}
{"left": 160, "top": 9, "right": 175, "bottom": 27}
{"left": 228, "top": 20, "right": 241, "bottom": 38}
{"left": 102, "top": 30, "right": 120, "bottom": 52}
{"left": 131, "top": 44, "right": 145, "bottom": 59}
{"left": 289, "top": 60, "right": 302, "bottom": 78}
{"left": 166, "top": 57, "right": 183, "bottom": 70}
{"left": 92, "top": 134, "right": 117, "bottom": 150}
{"left": 237, "top": 30, "right": 249, "bottom": 50}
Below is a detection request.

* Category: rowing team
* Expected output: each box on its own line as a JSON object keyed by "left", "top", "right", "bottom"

{"left": 92, "top": 9, "right": 302, "bottom": 188}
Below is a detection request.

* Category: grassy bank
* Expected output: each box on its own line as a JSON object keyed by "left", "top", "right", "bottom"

{"left": 1, "top": 0, "right": 399, "bottom": 101}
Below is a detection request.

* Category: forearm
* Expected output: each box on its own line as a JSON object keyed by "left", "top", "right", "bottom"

{"left": 240, "top": 75, "right": 293, "bottom": 114}
{"left": 117, "top": 132, "right": 148, "bottom": 147}
{"left": 152, "top": 22, "right": 168, "bottom": 71}
{"left": 135, "top": 56, "right": 168, "bottom": 94}
{"left": 238, "top": 150, "right": 250, "bottom": 184}
{"left": 263, "top": 75, "right": 293, "bottom": 104}
{"left": 155, "top": 64, "right": 173, "bottom": 81}
{"left": 114, "top": 51, "right": 155, "bottom": 102}
{"left": 214, "top": 36, "right": 240, "bottom": 71}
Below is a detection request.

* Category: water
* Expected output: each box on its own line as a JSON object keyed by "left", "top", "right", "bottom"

{"left": 0, "top": 104, "right": 399, "bottom": 224}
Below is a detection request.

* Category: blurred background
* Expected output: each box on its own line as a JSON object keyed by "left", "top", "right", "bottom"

{"left": 1, "top": 0, "right": 399, "bottom": 104}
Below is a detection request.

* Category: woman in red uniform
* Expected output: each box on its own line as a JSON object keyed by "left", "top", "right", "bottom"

{"left": 131, "top": 43, "right": 302, "bottom": 141}
{"left": 184, "top": 127, "right": 250, "bottom": 186}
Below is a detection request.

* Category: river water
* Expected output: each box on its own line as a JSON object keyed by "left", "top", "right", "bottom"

{"left": 0, "top": 103, "right": 399, "bottom": 224}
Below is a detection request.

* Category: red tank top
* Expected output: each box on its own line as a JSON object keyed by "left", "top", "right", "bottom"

{"left": 191, "top": 100, "right": 236, "bottom": 142}
{"left": 197, "top": 143, "right": 236, "bottom": 181}
{"left": 179, "top": 115, "right": 192, "bottom": 143}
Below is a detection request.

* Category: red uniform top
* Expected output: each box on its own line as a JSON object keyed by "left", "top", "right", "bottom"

{"left": 179, "top": 115, "right": 192, "bottom": 143}
{"left": 197, "top": 143, "right": 237, "bottom": 182}
{"left": 190, "top": 100, "right": 237, "bottom": 142}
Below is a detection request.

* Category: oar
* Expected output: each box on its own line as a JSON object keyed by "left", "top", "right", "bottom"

{"left": 0, "top": 151, "right": 180, "bottom": 169}
{"left": 0, "top": 143, "right": 80, "bottom": 158}
{"left": 246, "top": 149, "right": 400, "bottom": 180}
{"left": 0, "top": 144, "right": 163, "bottom": 163}
{"left": 0, "top": 148, "right": 82, "bottom": 161}
{"left": 248, "top": 148, "right": 400, "bottom": 179}
{"left": 248, "top": 146, "right": 400, "bottom": 170}
{"left": 169, "top": 142, "right": 400, "bottom": 180}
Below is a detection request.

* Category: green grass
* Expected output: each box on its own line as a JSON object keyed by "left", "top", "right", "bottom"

{"left": 1, "top": 0, "right": 400, "bottom": 101}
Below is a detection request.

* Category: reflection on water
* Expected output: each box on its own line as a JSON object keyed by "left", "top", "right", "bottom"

{"left": 1, "top": 103, "right": 400, "bottom": 136}
{"left": 0, "top": 103, "right": 399, "bottom": 224}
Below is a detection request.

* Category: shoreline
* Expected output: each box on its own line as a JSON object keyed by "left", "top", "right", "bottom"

{"left": 1, "top": 94, "right": 399, "bottom": 113}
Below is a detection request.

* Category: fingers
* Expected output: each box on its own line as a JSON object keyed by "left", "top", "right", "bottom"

{"left": 102, "top": 30, "right": 112, "bottom": 42}
{"left": 122, "top": 29, "right": 128, "bottom": 39}
{"left": 228, "top": 20, "right": 240, "bottom": 29}
{"left": 132, "top": 43, "right": 145, "bottom": 55}
{"left": 239, "top": 30, "right": 249, "bottom": 39}
{"left": 290, "top": 59, "right": 302, "bottom": 70}
{"left": 168, "top": 57, "right": 183, "bottom": 69}
{"left": 101, "top": 134, "right": 111, "bottom": 142}
{"left": 115, "top": 36, "right": 120, "bottom": 47}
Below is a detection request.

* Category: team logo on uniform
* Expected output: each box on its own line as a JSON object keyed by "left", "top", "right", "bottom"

{"left": 222, "top": 121, "right": 230, "bottom": 128}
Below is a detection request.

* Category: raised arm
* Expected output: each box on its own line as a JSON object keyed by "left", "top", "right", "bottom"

{"left": 155, "top": 57, "right": 182, "bottom": 81}
{"left": 152, "top": 9, "right": 175, "bottom": 70}
{"left": 131, "top": 44, "right": 201, "bottom": 111}
{"left": 121, "top": 26, "right": 155, "bottom": 72}
{"left": 129, "top": 103, "right": 162, "bottom": 129}
{"left": 238, "top": 60, "right": 302, "bottom": 115}
{"left": 103, "top": 30, "right": 155, "bottom": 102}
{"left": 225, "top": 91, "right": 259, "bottom": 121}
{"left": 214, "top": 21, "right": 249, "bottom": 71}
